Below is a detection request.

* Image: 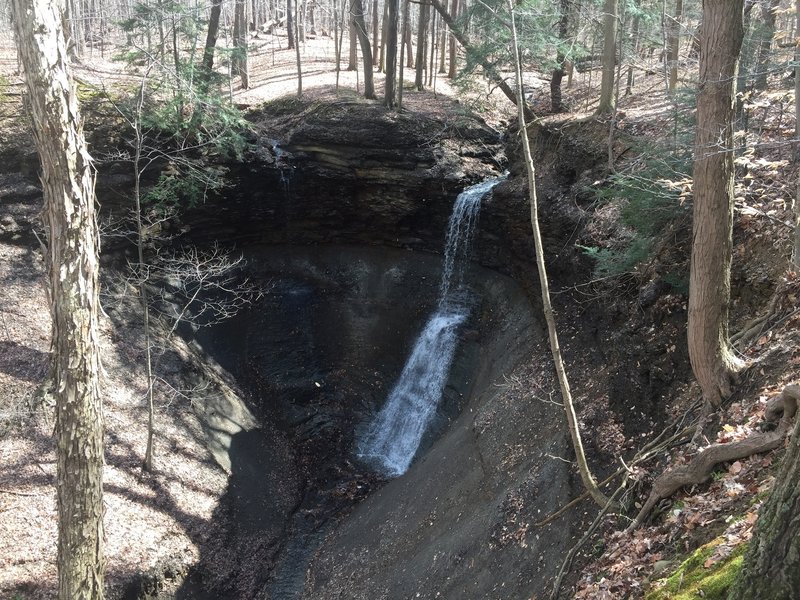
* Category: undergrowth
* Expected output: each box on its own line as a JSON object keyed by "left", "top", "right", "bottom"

{"left": 581, "top": 88, "right": 696, "bottom": 288}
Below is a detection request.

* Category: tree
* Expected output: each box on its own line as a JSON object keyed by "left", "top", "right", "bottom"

{"left": 597, "top": 0, "right": 618, "bottom": 113}
{"left": 667, "top": 0, "right": 683, "bottom": 93}
{"left": 398, "top": 0, "right": 410, "bottom": 107}
{"left": 287, "top": 0, "right": 296, "bottom": 50}
{"left": 201, "top": 0, "right": 224, "bottom": 82}
{"left": 372, "top": 0, "right": 380, "bottom": 65}
{"left": 687, "top": 0, "right": 746, "bottom": 411}
{"left": 348, "top": 9, "right": 358, "bottom": 70}
{"left": 415, "top": 0, "right": 430, "bottom": 90}
{"left": 728, "top": 386, "right": 800, "bottom": 599}
{"left": 430, "top": 0, "right": 530, "bottom": 116}
{"left": 795, "top": 0, "right": 800, "bottom": 268}
{"left": 506, "top": 0, "right": 610, "bottom": 510}
{"left": 233, "top": 0, "right": 250, "bottom": 89}
{"left": 550, "top": 0, "right": 570, "bottom": 112}
{"left": 447, "top": 0, "right": 458, "bottom": 79}
{"left": 753, "top": 0, "right": 779, "bottom": 91}
{"left": 385, "top": 0, "right": 398, "bottom": 106}
{"left": 352, "top": 0, "right": 376, "bottom": 98}
{"left": 12, "top": 0, "right": 105, "bottom": 596}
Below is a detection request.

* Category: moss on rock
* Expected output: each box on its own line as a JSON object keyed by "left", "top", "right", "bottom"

{"left": 645, "top": 539, "right": 747, "bottom": 600}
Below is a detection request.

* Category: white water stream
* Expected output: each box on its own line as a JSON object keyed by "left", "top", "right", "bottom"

{"left": 358, "top": 177, "right": 505, "bottom": 476}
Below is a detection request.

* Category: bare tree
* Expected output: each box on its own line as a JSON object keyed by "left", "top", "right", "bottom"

{"left": 447, "top": 0, "right": 458, "bottom": 79}
{"left": 233, "top": 0, "right": 250, "bottom": 89}
{"left": 12, "top": 0, "right": 105, "bottom": 596}
{"left": 352, "top": 0, "right": 376, "bottom": 98}
{"left": 415, "top": 0, "right": 429, "bottom": 89}
{"left": 288, "top": 0, "right": 296, "bottom": 49}
{"left": 506, "top": 0, "right": 610, "bottom": 509}
{"left": 384, "top": 0, "right": 398, "bottom": 107}
{"left": 688, "top": 0, "right": 746, "bottom": 411}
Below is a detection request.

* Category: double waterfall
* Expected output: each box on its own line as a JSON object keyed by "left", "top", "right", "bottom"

{"left": 359, "top": 177, "right": 504, "bottom": 477}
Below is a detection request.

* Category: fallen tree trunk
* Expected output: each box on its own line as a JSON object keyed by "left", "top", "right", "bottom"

{"left": 628, "top": 384, "right": 800, "bottom": 531}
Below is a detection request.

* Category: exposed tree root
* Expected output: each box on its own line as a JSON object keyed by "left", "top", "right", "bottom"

{"left": 628, "top": 384, "right": 800, "bottom": 531}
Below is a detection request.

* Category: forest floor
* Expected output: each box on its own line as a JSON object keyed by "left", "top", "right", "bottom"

{"left": 1, "top": 26, "right": 800, "bottom": 600}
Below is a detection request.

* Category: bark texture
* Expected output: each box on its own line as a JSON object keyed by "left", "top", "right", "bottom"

{"left": 384, "top": 0, "right": 398, "bottom": 107}
{"left": 596, "top": 0, "right": 618, "bottom": 114}
{"left": 12, "top": 0, "right": 105, "bottom": 597}
{"left": 729, "top": 384, "right": 800, "bottom": 599}
{"left": 668, "top": 0, "right": 683, "bottom": 92}
{"left": 550, "top": 0, "right": 570, "bottom": 113}
{"left": 794, "top": 0, "right": 800, "bottom": 268}
{"left": 201, "top": 0, "right": 224, "bottom": 76}
{"left": 233, "top": 0, "right": 250, "bottom": 89}
{"left": 414, "top": 0, "right": 429, "bottom": 90}
{"left": 688, "top": 0, "right": 745, "bottom": 410}
{"left": 351, "top": 0, "right": 375, "bottom": 98}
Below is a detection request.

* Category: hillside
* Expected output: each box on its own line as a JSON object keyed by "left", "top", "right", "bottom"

{"left": 2, "top": 10, "right": 800, "bottom": 599}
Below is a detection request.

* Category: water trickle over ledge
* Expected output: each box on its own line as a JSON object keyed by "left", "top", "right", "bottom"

{"left": 359, "top": 176, "right": 506, "bottom": 476}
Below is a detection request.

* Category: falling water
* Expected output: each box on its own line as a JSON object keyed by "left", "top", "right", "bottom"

{"left": 358, "top": 176, "right": 505, "bottom": 477}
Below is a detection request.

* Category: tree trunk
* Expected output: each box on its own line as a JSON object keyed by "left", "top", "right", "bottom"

{"left": 597, "top": 0, "right": 618, "bottom": 114}
{"left": 668, "top": 0, "right": 683, "bottom": 92}
{"left": 348, "top": 12, "right": 357, "bottom": 70}
{"left": 379, "top": 0, "right": 389, "bottom": 71}
{"left": 295, "top": 0, "right": 303, "bottom": 96}
{"left": 233, "top": 0, "right": 250, "bottom": 89}
{"left": 351, "top": 0, "right": 375, "bottom": 98}
{"left": 735, "top": 1, "right": 757, "bottom": 121}
{"left": 287, "top": 0, "right": 295, "bottom": 49}
{"left": 447, "top": 0, "right": 458, "bottom": 78}
{"left": 626, "top": 11, "right": 641, "bottom": 95}
{"left": 427, "top": 7, "right": 436, "bottom": 86}
{"left": 753, "top": 0, "right": 779, "bottom": 90}
{"left": 438, "top": 0, "right": 447, "bottom": 73}
{"left": 550, "top": 0, "right": 570, "bottom": 113}
{"left": 385, "top": 0, "right": 398, "bottom": 107}
{"left": 795, "top": 0, "right": 800, "bottom": 268}
{"left": 507, "top": 0, "right": 610, "bottom": 510}
{"left": 729, "top": 388, "right": 800, "bottom": 599}
{"left": 201, "top": 0, "right": 224, "bottom": 79}
{"left": 398, "top": 0, "right": 409, "bottom": 106}
{"left": 372, "top": 0, "right": 379, "bottom": 66}
{"left": 415, "top": 0, "right": 429, "bottom": 90}
{"left": 430, "top": 0, "right": 531, "bottom": 117}
{"left": 688, "top": 0, "right": 746, "bottom": 410}
{"left": 65, "top": 0, "right": 85, "bottom": 59}
{"left": 405, "top": 12, "right": 414, "bottom": 67}
{"left": 298, "top": 0, "right": 306, "bottom": 43}
{"left": 12, "top": 0, "right": 105, "bottom": 597}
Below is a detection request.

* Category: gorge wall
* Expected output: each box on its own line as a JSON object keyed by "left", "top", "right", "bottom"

{"left": 89, "top": 99, "right": 682, "bottom": 599}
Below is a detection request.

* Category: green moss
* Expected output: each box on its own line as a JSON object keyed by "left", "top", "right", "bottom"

{"left": 645, "top": 539, "right": 747, "bottom": 600}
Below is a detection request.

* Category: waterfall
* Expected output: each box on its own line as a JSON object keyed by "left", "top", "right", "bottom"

{"left": 358, "top": 176, "right": 505, "bottom": 477}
